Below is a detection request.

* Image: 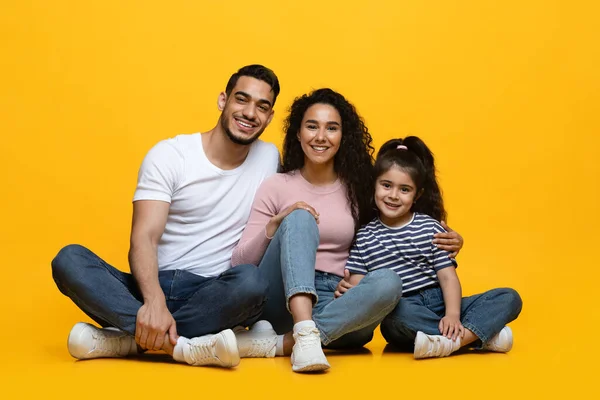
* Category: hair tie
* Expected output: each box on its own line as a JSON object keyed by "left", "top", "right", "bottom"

{"left": 397, "top": 145, "right": 407, "bottom": 150}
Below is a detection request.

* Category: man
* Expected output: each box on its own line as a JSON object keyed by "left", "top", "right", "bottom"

{"left": 51, "top": 65, "right": 281, "bottom": 367}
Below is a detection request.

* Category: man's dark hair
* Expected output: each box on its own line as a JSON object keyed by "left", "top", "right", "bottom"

{"left": 225, "top": 64, "right": 281, "bottom": 106}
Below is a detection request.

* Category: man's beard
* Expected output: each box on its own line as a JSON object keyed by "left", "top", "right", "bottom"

{"left": 221, "top": 117, "right": 261, "bottom": 146}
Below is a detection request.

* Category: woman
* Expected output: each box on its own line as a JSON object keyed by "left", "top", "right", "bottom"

{"left": 232, "top": 89, "right": 462, "bottom": 372}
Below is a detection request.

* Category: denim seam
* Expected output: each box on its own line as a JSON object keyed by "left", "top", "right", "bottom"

{"left": 167, "top": 270, "right": 177, "bottom": 300}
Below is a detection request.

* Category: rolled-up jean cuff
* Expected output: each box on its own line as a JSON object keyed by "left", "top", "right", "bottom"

{"left": 462, "top": 322, "right": 488, "bottom": 344}
{"left": 286, "top": 286, "right": 318, "bottom": 313}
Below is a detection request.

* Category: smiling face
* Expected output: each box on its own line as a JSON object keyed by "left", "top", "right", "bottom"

{"left": 298, "top": 103, "right": 342, "bottom": 169}
{"left": 374, "top": 165, "right": 422, "bottom": 227}
{"left": 218, "top": 76, "right": 275, "bottom": 145}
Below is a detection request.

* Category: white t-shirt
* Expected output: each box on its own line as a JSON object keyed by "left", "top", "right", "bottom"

{"left": 133, "top": 133, "right": 279, "bottom": 277}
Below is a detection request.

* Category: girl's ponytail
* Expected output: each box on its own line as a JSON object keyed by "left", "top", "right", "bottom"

{"left": 403, "top": 136, "right": 446, "bottom": 222}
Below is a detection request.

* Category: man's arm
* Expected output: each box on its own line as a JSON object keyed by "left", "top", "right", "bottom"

{"left": 128, "top": 200, "right": 177, "bottom": 351}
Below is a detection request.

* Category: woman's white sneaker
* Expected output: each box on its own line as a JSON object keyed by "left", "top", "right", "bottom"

{"left": 291, "top": 327, "right": 330, "bottom": 372}
{"left": 67, "top": 322, "right": 138, "bottom": 360}
{"left": 233, "top": 320, "right": 277, "bottom": 358}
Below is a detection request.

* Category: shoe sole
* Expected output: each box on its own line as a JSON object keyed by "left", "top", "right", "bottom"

{"left": 292, "top": 361, "right": 331, "bottom": 372}
{"left": 219, "top": 329, "right": 241, "bottom": 368}
{"left": 67, "top": 322, "right": 93, "bottom": 360}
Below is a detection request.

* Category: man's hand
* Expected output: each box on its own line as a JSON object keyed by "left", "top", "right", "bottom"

{"left": 135, "top": 299, "right": 178, "bottom": 351}
{"left": 433, "top": 221, "right": 464, "bottom": 258}
{"left": 334, "top": 269, "right": 354, "bottom": 298}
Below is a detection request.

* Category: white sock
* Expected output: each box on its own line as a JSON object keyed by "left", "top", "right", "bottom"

{"left": 275, "top": 335, "right": 285, "bottom": 356}
{"left": 172, "top": 336, "right": 190, "bottom": 363}
{"left": 293, "top": 320, "right": 316, "bottom": 334}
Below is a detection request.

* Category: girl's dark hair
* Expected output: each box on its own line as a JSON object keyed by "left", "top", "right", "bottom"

{"left": 374, "top": 136, "right": 446, "bottom": 222}
{"left": 281, "top": 88, "right": 375, "bottom": 230}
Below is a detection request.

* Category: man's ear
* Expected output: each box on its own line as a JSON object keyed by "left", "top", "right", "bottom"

{"left": 266, "top": 109, "right": 275, "bottom": 126}
{"left": 217, "top": 92, "right": 227, "bottom": 111}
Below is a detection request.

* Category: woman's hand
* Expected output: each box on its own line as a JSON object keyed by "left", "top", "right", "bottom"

{"left": 433, "top": 221, "right": 464, "bottom": 258}
{"left": 265, "top": 201, "right": 319, "bottom": 238}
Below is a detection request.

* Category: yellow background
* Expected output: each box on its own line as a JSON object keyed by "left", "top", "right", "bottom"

{"left": 2, "top": 0, "right": 598, "bottom": 398}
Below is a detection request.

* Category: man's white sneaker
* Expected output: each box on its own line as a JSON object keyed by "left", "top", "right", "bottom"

{"left": 414, "top": 331, "right": 461, "bottom": 359}
{"left": 177, "top": 329, "right": 240, "bottom": 367}
{"left": 482, "top": 326, "right": 513, "bottom": 352}
{"left": 233, "top": 320, "right": 277, "bottom": 358}
{"left": 291, "top": 327, "right": 330, "bottom": 372}
{"left": 67, "top": 322, "right": 138, "bottom": 360}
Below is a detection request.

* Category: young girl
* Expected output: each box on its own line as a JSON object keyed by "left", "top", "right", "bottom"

{"left": 344, "top": 136, "right": 523, "bottom": 359}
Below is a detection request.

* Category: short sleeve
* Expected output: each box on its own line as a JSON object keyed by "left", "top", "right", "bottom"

{"left": 345, "top": 231, "right": 370, "bottom": 275}
{"left": 430, "top": 222, "right": 458, "bottom": 271}
{"left": 133, "top": 140, "right": 184, "bottom": 203}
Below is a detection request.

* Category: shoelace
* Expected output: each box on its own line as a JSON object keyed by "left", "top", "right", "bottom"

{"left": 188, "top": 337, "right": 218, "bottom": 363}
{"left": 426, "top": 336, "right": 454, "bottom": 357}
{"left": 296, "top": 328, "right": 321, "bottom": 350}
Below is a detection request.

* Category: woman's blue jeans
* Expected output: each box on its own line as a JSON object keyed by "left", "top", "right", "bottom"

{"left": 256, "top": 210, "right": 403, "bottom": 348}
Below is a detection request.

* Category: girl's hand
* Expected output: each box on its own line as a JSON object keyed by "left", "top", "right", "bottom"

{"left": 439, "top": 315, "right": 464, "bottom": 341}
{"left": 265, "top": 201, "right": 319, "bottom": 238}
{"left": 334, "top": 269, "right": 354, "bottom": 298}
{"left": 433, "top": 221, "right": 463, "bottom": 258}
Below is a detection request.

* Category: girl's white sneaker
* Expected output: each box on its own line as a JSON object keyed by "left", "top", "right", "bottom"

{"left": 482, "top": 326, "right": 513, "bottom": 352}
{"left": 414, "top": 331, "right": 461, "bottom": 359}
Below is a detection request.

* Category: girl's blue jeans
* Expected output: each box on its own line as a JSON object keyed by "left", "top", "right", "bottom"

{"left": 381, "top": 285, "right": 523, "bottom": 348}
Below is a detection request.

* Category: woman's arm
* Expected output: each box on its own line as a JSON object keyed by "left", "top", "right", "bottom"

{"left": 231, "top": 180, "right": 279, "bottom": 266}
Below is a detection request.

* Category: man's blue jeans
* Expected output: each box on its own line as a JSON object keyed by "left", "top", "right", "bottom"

{"left": 380, "top": 285, "right": 523, "bottom": 349}
{"left": 51, "top": 244, "right": 268, "bottom": 338}
{"left": 255, "top": 210, "right": 403, "bottom": 348}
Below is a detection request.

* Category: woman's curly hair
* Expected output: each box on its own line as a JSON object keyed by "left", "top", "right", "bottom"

{"left": 281, "top": 88, "right": 375, "bottom": 231}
